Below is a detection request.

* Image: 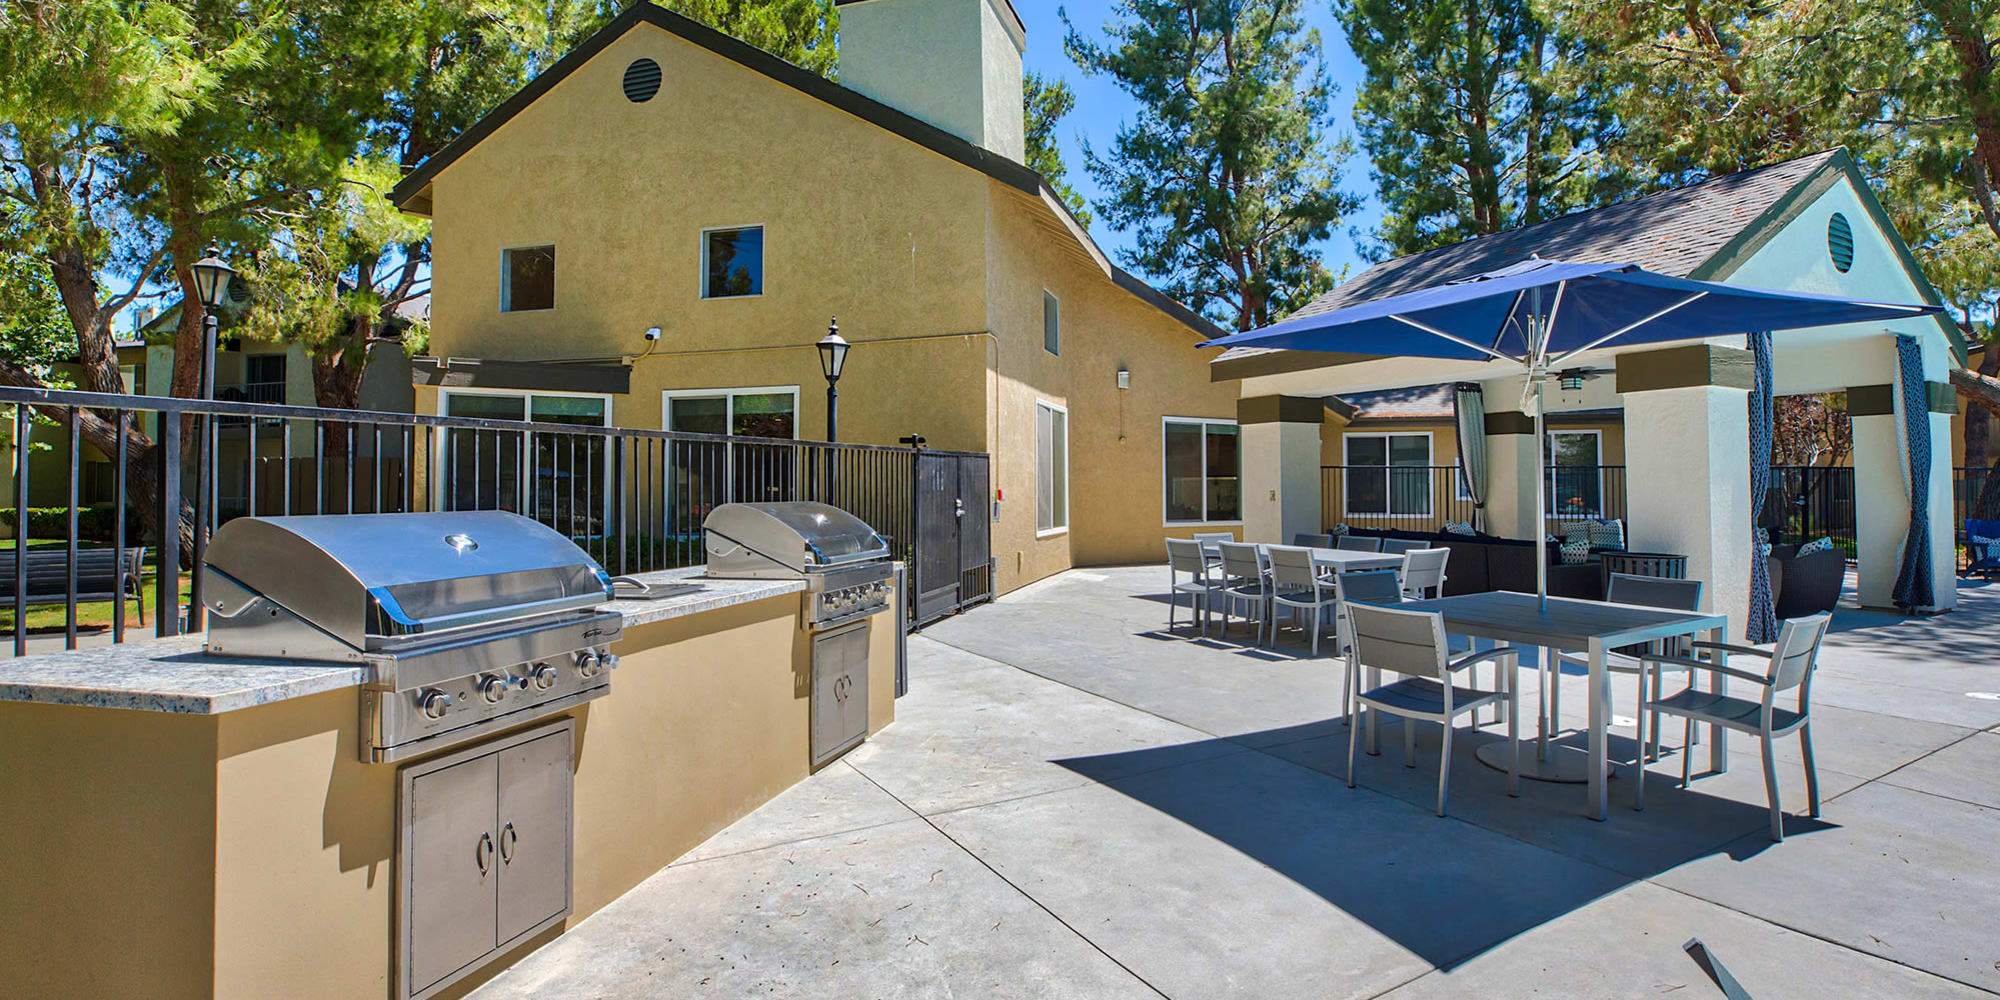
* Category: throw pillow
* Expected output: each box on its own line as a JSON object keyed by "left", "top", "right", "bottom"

{"left": 1563, "top": 522, "right": 1593, "bottom": 546}
{"left": 1331, "top": 523, "right": 1350, "bottom": 536}
{"left": 1587, "top": 518, "right": 1626, "bottom": 551}
{"left": 1797, "top": 536, "right": 1835, "bottom": 556}
{"left": 1973, "top": 534, "right": 2000, "bottom": 561}
{"left": 1559, "top": 539, "right": 1591, "bottom": 565}
{"left": 1442, "top": 519, "right": 1477, "bottom": 536}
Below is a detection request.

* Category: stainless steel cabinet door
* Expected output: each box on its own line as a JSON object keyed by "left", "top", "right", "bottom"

{"left": 496, "top": 729, "right": 573, "bottom": 943}
{"left": 405, "top": 753, "right": 499, "bottom": 996}
{"left": 811, "top": 622, "right": 870, "bottom": 767}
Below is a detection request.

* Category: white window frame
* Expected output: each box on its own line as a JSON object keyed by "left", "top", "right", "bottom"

{"left": 434, "top": 387, "right": 614, "bottom": 510}
{"left": 499, "top": 244, "right": 557, "bottom": 313}
{"left": 1342, "top": 431, "right": 1434, "bottom": 519}
{"left": 1035, "top": 399, "right": 1069, "bottom": 538}
{"left": 1161, "top": 416, "right": 1242, "bottom": 526}
{"left": 1042, "top": 289, "right": 1060, "bottom": 356}
{"left": 699, "top": 223, "right": 766, "bottom": 300}
{"left": 1545, "top": 428, "right": 1605, "bottom": 518}
{"left": 659, "top": 385, "right": 800, "bottom": 439}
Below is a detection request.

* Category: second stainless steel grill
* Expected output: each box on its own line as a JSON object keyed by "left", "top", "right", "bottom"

{"left": 202, "top": 511, "right": 622, "bottom": 762}
{"left": 703, "top": 501, "right": 894, "bottom": 628}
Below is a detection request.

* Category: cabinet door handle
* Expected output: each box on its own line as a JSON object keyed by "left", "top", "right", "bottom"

{"left": 500, "top": 822, "right": 517, "bottom": 865}
{"left": 475, "top": 831, "right": 494, "bottom": 875}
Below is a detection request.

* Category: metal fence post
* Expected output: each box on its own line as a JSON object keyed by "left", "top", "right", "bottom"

{"left": 157, "top": 414, "right": 182, "bottom": 637}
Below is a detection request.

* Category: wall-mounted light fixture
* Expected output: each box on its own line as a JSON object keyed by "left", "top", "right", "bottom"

{"left": 1557, "top": 370, "right": 1586, "bottom": 392}
{"left": 1116, "top": 367, "right": 1130, "bottom": 390}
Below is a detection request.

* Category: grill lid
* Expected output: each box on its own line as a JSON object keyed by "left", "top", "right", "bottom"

{"left": 205, "top": 511, "right": 613, "bottom": 650}
{"left": 703, "top": 502, "right": 888, "bottom": 572}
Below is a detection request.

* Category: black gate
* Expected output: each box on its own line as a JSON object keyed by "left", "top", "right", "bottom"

{"left": 912, "top": 451, "right": 993, "bottom": 627}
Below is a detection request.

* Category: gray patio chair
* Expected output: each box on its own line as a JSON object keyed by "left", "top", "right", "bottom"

{"left": 1343, "top": 601, "right": 1520, "bottom": 816}
{"left": 1552, "top": 574, "right": 1706, "bottom": 807}
{"left": 1335, "top": 535, "right": 1383, "bottom": 553}
{"left": 1192, "top": 531, "right": 1234, "bottom": 572}
{"left": 1399, "top": 547, "right": 1450, "bottom": 599}
{"left": 1165, "top": 538, "right": 1224, "bottom": 637}
{"left": 1215, "top": 542, "right": 1272, "bottom": 645}
{"left": 1644, "top": 612, "right": 1833, "bottom": 842}
{"left": 1292, "top": 532, "right": 1333, "bottom": 549}
{"left": 1380, "top": 538, "right": 1427, "bottom": 556}
{"left": 1268, "top": 545, "right": 1339, "bottom": 654}
{"left": 1331, "top": 569, "right": 1404, "bottom": 725}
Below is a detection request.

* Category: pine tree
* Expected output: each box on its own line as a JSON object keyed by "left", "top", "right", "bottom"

{"left": 1065, "top": 0, "right": 1359, "bottom": 330}
{"left": 1024, "top": 71, "right": 1090, "bottom": 226}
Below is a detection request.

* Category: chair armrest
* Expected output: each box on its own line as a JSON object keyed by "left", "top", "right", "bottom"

{"left": 1641, "top": 653, "right": 1772, "bottom": 686}
{"left": 1447, "top": 646, "right": 1518, "bottom": 672}
{"left": 1690, "top": 640, "right": 1772, "bottom": 659}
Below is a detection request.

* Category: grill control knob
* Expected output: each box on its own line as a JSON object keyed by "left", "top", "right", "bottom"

{"left": 575, "top": 650, "right": 602, "bottom": 678}
{"left": 531, "top": 663, "right": 560, "bottom": 690}
{"left": 418, "top": 688, "right": 452, "bottom": 720}
{"left": 477, "top": 674, "right": 511, "bottom": 704}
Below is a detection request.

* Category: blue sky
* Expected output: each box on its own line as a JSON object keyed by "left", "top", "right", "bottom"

{"left": 1017, "top": 0, "right": 1384, "bottom": 282}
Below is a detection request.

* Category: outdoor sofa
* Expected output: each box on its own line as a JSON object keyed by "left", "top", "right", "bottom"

{"left": 1767, "top": 542, "right": 1846, "bottom": 618}
{"left": 1337, "top": 527, "right": 1603, "bottom": 600}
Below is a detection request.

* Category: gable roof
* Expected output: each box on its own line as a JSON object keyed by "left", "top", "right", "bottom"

{"left": 1215, "top": 148, "right": 1966, "bottom": 379}
{"left": 388, "top": 1, "right": 1223, "bottom": 341}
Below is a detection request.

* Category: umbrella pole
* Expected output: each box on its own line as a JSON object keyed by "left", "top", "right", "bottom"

{"left": 1534, "top": 378, "right": 1548, "bottom": 613}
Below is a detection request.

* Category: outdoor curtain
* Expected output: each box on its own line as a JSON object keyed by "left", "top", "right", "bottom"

{"left": 1892, "top": 334, "right": 1938, "bottom": 612}
{"left": 1452, "top": 383, "right": 1488, "bottom": 531}
{"left": 1747, "top": 332, "right": 1778, "bottom": 644}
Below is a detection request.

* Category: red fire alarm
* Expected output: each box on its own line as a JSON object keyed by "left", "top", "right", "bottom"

{"left": 995, "top": 487, "right": 1004, "bottom": 500}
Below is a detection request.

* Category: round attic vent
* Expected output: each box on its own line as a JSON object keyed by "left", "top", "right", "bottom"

{"left": 623, "top": 58, "right": 661, "bottom": 103}
{"left": 1827, "top": 212, "right": 1854, "bottom": 272}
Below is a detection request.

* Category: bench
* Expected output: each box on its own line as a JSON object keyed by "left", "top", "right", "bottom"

{"left": 0, "top": 547, "right": 148, "bottom": 624}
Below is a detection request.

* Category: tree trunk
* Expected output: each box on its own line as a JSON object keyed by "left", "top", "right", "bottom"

{"left": 1953, "top": 365, "right": 2000, "bottom": 421}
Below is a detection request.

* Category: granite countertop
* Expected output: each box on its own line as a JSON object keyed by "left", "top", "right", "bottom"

{"left": 0, "top": 567, "right": 806, "bottom": 716}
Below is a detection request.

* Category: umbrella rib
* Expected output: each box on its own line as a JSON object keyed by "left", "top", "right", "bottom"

{"left": 1390, "top": 314, "right": 1523, "bottom": 364}
{"left": 1547, "top": 291, "right": 1709, "bottom": 369}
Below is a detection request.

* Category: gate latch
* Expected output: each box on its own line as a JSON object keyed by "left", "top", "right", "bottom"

{"left": 954, "top": 498, "right": 965, "bottom": 518}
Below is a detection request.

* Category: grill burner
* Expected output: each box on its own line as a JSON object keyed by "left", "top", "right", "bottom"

{"left": 202, "top": 511, "right": 622, "bottom": 762}
{"left": 702, "top": 502, "right": 894, "bottom": 628}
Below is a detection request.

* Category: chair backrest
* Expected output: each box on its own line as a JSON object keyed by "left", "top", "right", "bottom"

{"left": 1768, "top": 612, "right": 1833, "bottom": 692}
{"left": 1343, "top": 601, "right": 1450, "bottom": 680}
{"left": 1217, "top": 541, "right": 1264, "bottom": 582}
{"left": 1380, "top": 538, "right": 1426, "bottom": 556}
{"left": 1166, "top": 538, "right": 1209, "bottom": 577}
{"left": 1333, "top": 569, "right": 1403, "bottom": 606}
{"left": 1605, "top": 573, "right": 1703, "bottom": 612}
{"left": 1292, "top": 532, "right": 1333, "bottom": 549}
{"left": 1266, "top": 545, "right": 1319, "bottom": 590}
{"left": 1401, "top": 548, "right": 1450, "bottom": 594}
{"left": 1192, "top": 532, "right": 1235, "bottom": 545}
{"left": 1335, "top": 535, "right": 1383, "bottom": 553}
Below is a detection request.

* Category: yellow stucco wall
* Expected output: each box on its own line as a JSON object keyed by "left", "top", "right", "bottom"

{"left": 0, "top": 595, "right": 895, "bottom": 1000}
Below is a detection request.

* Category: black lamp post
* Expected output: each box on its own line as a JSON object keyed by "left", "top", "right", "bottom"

{"left": 816, "top": 317, "right": 849, "bottom": 442}
{"left": 185, "top": 247, "right": 233, "bottom": 632}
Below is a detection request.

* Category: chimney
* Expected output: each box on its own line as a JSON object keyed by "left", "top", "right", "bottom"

{"left": 836, "top": 0, "right": 1026, "bottom": 163}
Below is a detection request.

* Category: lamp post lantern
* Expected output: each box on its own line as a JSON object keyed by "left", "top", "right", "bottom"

{"left": 816, "top": 318, "right": 849, "bottom": 442}
{"left": 185, "top": 247, "right": 233, "bottom": 633}
{"left": 190, "top": 247, "right": 235, "bottom": 402}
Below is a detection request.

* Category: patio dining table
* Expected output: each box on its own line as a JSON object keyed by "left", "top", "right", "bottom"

{"left": 1195, "top": 540, "right": 1403, "bottom": 575}
{"left": 1370, "top": 590, "right": 1731, "bottom": 820}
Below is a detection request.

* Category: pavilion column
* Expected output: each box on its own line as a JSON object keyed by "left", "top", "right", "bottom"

{"left": 1239, "top": 395, "right": 1323, "bottom": 544}
{"left": 1848, "top": 378, "right": 1959, "bottom": 611}
{"left": 1480, "top": 403, "right": 1540, "bottom": 539}
{"left": 1617, "top": 345, "right": 1754, "bottom": 636}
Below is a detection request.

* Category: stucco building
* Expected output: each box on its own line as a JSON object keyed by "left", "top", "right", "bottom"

{"left": 389, "top": 0, "right": 1240, "bottom": 595}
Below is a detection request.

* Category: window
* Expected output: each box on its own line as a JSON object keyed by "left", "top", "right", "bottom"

{"left": 1036, "top": 400, "right": 1068, "bottom": 535}
{"left": 662, "top": 386, "right": 797, "bottom": 438}
{"left": 501, "top": 245, "right": 555, "bottom": 312}
{"left": 439, "top": 389, "right": 610, "bottom": 519}
{"left": 1163, "top": 418, "right": 1240, "bottom": 524}
{"left": 702, "top": 226, "right": 763, "bottom": 298}
{"left": 1345, "top": 432, "right": 1432, "bottom": 517}
{"left": 1546, "top": 430, "right": 1603, "bottom": 519}
{"left": 1042, "top": 290, "right": 1059, "bottom": 356}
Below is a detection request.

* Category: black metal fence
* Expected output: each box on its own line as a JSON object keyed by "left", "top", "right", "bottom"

{"left": 1320, "top": 464, "right": 1627, "bottom": 535}
{"left": 1768, "top": 465, "right": 1857, "bottom": 556}
{"left": 1, "top": 386, "right": 990, "bottom": 657}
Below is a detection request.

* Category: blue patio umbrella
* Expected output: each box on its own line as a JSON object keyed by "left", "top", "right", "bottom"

{"left": 1204, "top": 258, "right": 1941, "bottom": 609}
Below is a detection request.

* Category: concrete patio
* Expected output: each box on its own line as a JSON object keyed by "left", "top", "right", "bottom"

{"left": 470, "top": 567, "right": 2000, "bottom": 999}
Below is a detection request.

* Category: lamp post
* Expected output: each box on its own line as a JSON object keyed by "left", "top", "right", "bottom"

{"left": 816, "top": 318, "right": 849, "bottom": 442}
{"left": 185, "top": 247, "right": 234, "bottom": 632}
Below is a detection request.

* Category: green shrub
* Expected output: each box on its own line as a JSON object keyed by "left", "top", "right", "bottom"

{"left": 0, "top": 505, "right": 141, "bottom": 543}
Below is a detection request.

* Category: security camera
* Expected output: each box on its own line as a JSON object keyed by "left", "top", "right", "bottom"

{"left": 643, "top": 327, "right": 662, "bottom": 342}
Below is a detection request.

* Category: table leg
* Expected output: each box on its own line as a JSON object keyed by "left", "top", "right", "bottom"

{"left": 1365, "top": 665, "right": 1381, "bottom": 756}
{"left": 1587, "top": 637, "right": 1608, "bottom": 821}
{"left": 1536, "top": 645, "right": 1551, "bottom": 762}
{"left": 1705, "top": 624, "right": 1729, "bottom": 773}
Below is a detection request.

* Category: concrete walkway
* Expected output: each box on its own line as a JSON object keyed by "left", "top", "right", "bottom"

{"left": 472, "top": 569, "right": 2000, "bottom": 999}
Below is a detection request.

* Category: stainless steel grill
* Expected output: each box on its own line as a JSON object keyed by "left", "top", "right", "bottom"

{"left": 703, "top": 501, "right": 894, "bottom": 628}
{"left": 203, "top": 511, "right": 622, "bottom": 762}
